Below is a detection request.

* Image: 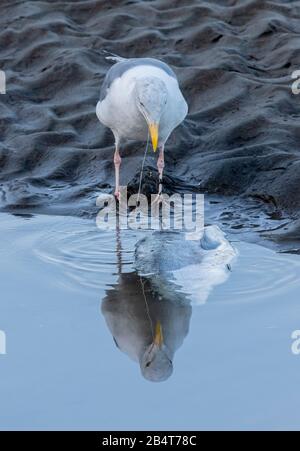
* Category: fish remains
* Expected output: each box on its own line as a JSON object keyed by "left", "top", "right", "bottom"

{"left": 102, "top": 436, "right": 136, "bottom": 448}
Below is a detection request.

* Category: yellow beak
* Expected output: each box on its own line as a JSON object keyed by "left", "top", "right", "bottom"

{"left": 154, "top": 321, "right": 163, "bottom": 347}
{"left": 149, "top": 123, "right": 159, "bottom": 152}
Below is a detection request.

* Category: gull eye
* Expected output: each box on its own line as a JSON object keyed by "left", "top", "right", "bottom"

{"left": 146, "top": 361, "right": 151, "bottom": 367}
{"left": 140, "top": 101, "right": 144, "bottom": 107}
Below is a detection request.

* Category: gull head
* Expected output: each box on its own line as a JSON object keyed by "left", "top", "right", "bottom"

{"left": 139, "top": 321, "right": 173, "bottom": 382}
{"left": 135, "top": 77, "right": 168, "bottom": 151}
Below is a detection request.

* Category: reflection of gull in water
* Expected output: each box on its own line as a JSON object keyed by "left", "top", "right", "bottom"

{"left": 102, "top": 225, "right": 237, "bottom": 382}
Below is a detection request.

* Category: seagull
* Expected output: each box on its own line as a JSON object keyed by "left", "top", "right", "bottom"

{"left": 96, "top": 56, "right": 188, "bottom": 200}
{"left": 135, "top": 225, "right": 238, "bottom": 305}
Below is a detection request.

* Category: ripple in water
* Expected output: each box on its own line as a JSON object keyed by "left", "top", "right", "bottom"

{"left": 212, "top": 241, "right": 300, "bottom": 305}
{"left": 34, "top": 218, "right": 146, "bottom": 294}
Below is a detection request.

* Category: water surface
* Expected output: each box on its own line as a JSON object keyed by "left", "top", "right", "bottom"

{"left": 0, "top": 213, "right": 300, "bottom": 430}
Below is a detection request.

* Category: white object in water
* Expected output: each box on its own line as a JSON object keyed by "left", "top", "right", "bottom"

{"left": 135, "top": 225, "right": 237, "bottom": 306}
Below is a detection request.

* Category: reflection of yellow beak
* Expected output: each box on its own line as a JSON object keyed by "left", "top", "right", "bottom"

{"left": 154, "top": 321, "right": 163, "bottom": 347}
{"left": 149, "top": 123, "right": 159, "bottom": 152}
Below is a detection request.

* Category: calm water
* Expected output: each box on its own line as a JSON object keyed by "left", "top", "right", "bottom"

{"left": 1, "top": 212, "right": 300, "bottom": 430}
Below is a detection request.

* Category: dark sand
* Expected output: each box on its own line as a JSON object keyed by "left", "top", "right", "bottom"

{"left": 0, "top": 0, "right": 300, "bottom": 242}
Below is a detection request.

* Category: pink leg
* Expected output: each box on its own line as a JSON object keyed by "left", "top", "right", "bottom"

{"left": 114, "top": 146, "right": 121, "bottom": 200}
